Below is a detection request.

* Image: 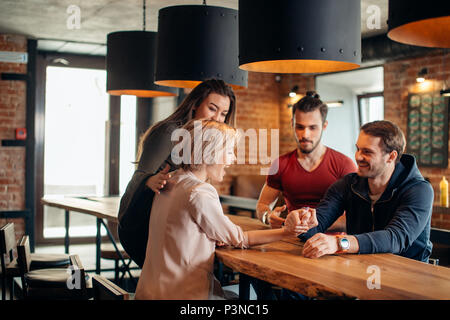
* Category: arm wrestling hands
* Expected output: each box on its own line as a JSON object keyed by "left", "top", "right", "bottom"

{"left": 285, "top": 208, "right": 359, "bottom": 258}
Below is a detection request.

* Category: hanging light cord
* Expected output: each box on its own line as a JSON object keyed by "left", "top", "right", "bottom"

{"left": 143, "top": 0, "right": 146, "bottom": 31}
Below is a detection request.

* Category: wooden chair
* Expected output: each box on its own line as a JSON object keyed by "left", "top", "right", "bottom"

{"left": 429, "top": 227, "right": 450, "bottom": 266}
{"left": 0, "top": 223, "right": 19, "bottom": 300}
{"left": 92, "top": 275, "right": 129, "bottom": 300}
{"left": 17, "top": 235, "right": 92, "bottom": 300}
{"left": 1, "top": 222, "right": 71, "bottom": 300}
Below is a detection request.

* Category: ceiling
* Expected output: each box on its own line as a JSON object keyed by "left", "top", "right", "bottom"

{"left": 0, "top": 0, "right": 388, "bottom": 55}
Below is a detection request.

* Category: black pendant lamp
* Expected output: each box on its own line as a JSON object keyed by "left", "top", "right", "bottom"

{"left": 387, "top": 0, "right": 450, "bottom": 48}
{"left": 238, "top": 0, "right": 361, "bottom": 73}
{"left": 106, "top": 1, "right": 177, "bottom": 97}
{"left": 155, "top": 4, "right": 248, "bottom": 90}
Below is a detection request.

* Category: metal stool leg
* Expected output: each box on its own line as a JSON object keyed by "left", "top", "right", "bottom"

{"left": 9, "top": 276, "right": 14, "bottom": 300}
{"left": 114, "top": 260, "right": 119, "bottom": 284}
{"left": 65, "top": 209, "right": 70, "bottom": 254}
{"left": 1, "top": 275, "right": 6, "bottom": 301}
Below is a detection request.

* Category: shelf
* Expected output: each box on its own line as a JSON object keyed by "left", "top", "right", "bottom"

{"left": 1, "top": 139, "right": 26, "bottom": 147}
{"left": 1, "top": 72, "right": 29, "bottom": 81}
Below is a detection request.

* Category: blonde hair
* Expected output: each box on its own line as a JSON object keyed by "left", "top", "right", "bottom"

{"left": 171, "top": 119, "right": 238, "bottom": 171}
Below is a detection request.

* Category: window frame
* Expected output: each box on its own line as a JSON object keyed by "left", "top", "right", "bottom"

{"left": 357, "top": 91, "right": 384, "bottom": 127}
{"left": 35, "top": 52, "right": 121, "bottom": 245}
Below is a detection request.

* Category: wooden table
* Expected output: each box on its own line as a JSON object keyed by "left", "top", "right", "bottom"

{"left": 40, "top": 196, "right": 262, "bottom": 276}
{"left": 216, "top": 237, "right": 450, "bottom": 300}
{"left": 41, "top": 196, "right": 132, "bottom": 278}
{"left": 42, "top": 196, "right": 450, "bottom": 300}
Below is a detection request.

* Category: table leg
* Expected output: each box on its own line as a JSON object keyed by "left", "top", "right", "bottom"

{"left": 100, "top": 219, "right": 136, "bottom": 284}
{"left": 239, "top": 273, "right": 251, "bottom": 300}
{"left": 96, "top": 218, "right": 101, "bottom": 274}
{"left": 64, "top": 209, "right": 70, "bottom": 254}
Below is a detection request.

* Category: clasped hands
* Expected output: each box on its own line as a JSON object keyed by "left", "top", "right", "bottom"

{"left": 277, "top": 208, "right": 340, "bottom": 258}
{"left": 283, "top": 207, "right": 318, "bottom": 236}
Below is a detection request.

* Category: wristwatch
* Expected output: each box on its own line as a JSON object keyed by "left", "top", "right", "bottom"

{"left": 261, "top": 211, "right": 270, "bottom": 225}
{"left": 336, "top": 235, "right": 350, "bottom": 254}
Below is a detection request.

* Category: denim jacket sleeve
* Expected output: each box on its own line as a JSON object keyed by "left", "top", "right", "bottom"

{"left": 299, "top": 176, "right": 348, "bottom": 241}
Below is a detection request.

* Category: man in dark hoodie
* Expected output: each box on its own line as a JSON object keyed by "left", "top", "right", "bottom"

{"left": 286, "top": 120, "right": 434, "bottom": 262}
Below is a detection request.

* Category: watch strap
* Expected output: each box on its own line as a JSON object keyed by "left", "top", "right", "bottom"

{"left": 261, "top": 211, "right": 270, "bottom": 225}
{"left": 336, "top": 235, "right": 349, "bottom": 254}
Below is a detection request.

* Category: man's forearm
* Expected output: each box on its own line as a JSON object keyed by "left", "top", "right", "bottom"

{"left": 256, "top": 203, "right": 271, "bottom": 221}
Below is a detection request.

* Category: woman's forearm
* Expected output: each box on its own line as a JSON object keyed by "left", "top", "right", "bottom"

{"left": 245, "top": 228, "right": 289, "bottom": 246}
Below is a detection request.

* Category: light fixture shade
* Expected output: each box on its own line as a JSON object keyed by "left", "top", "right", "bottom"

{"left": 387, "top": 1, "right": 450, "bottom": 48}
{"left": 155, "top": 5, "right": 248, "bottom": 90}
{"left": 106, "top": 31, "right": 178, "bottom": 97}
{"left": 238, "top": 0, "right": 361, "bottom": 73}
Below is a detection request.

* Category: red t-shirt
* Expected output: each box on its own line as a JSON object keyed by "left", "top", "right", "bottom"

{"left": 266, "top": 148, "right": 357, "bottom": 211}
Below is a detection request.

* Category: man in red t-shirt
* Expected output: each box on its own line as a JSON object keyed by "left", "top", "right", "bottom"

{"left": 257, "top": 91, "right": 356, "bottom": 230}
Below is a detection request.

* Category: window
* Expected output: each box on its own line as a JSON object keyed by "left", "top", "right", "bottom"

{"left": 119, "top": 95, "right": 137, "bottom": 195}
{"left": 315, "top": 66, "right": 384, "bottom": 159}
{"left": 43, "top": 66, "right": 109, "bottom": 238}
{"left": 358, "top": 93, "right": 384, "bottom": 126}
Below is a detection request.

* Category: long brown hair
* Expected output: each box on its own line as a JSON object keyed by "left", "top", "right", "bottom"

{"left": 136, "top": 79, "right": 236, "bottom": 162}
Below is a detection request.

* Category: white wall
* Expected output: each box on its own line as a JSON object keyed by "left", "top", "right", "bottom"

{"left": 316, "top": 66, "right": 384, "bottom": 162}
{"left": 152, "top": 96, "right": 177, "bottom": 122}
{"left": 316, "top": 81, "right": 359, "bottom": 161}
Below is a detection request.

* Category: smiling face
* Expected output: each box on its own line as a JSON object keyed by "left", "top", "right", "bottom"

{"left": 193, "top": 93, "right": 230, "bottom": 123}
{"left": 355, "top": 131, "right": 397, "bottom": 178}
{"left": 293, "top": 109, "right": 328, "bottom": 154}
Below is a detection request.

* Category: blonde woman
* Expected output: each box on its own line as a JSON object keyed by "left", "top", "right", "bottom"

{"left": 135, "top": 120, "right": 308, "bottom": 300}
{"left": 118, "top": 79, "right": 237, "bottom": 268}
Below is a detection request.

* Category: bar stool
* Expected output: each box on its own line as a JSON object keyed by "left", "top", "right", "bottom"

{"left": 17, "top": 235, "right": 92, "bottom": 300}
{"left": 92, "top": 275, "right": 130, "bottom": 300}
{"left": 1, "top": 223, "right": 71, "bottom": 300}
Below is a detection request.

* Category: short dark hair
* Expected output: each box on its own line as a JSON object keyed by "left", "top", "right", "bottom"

{"left": 360, "top": 120, "right": 406, "bottom": 163}
{"left": 292, "top": 91, "right": 328, "bottom": 123}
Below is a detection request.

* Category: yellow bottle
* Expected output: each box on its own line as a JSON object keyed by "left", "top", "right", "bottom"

{"left": 440, "top": 176, "right": 449, "bottom": 208}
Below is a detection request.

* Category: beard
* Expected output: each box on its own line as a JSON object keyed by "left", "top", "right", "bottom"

{"left": 298, "top": 140, "right": 319, "bottom": 154}
{"left": 296, "top": 131, "right": 323, "bottom": 154}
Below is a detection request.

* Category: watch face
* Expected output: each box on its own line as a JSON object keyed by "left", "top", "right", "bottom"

{"left": 340, "top": 238, "right": 350, "bottom": 250}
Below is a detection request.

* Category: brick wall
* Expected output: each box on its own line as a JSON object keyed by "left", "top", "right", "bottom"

{"left": 214, "top": 53, "right": 449, "bottom": 231}
{"left": 0, "top": 34, "right": 27, "bottom": 241}
{"left": 2, "top": 31, "right": 447, "bottom": 239}
{"left": 384, "top": 50, "right": 450, "bottom": 229}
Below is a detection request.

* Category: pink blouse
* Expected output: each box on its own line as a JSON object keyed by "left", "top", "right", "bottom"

{"left": 135, "top": 169, "right": 249, "bottom": 300}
